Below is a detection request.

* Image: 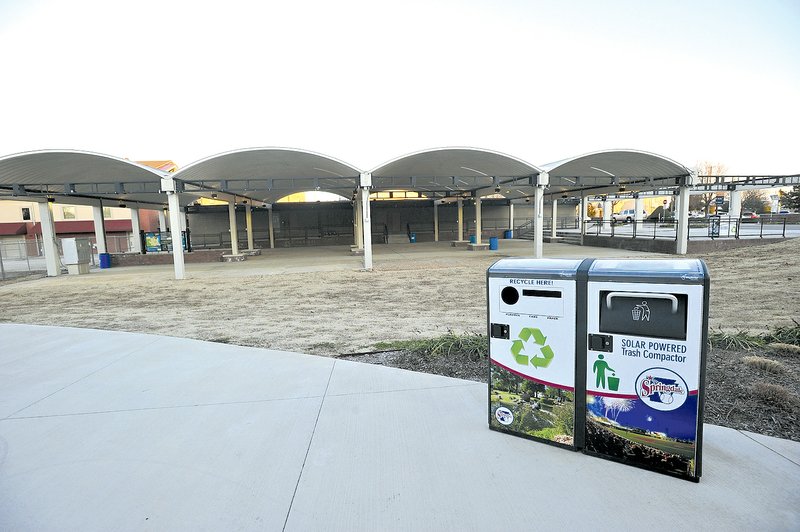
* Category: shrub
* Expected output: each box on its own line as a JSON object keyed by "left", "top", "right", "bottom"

{"left": 742, "top": 356, "right": 785, "bottom": 373}
{"left": 750, "top": 382, "right": 798, "bottom": 411}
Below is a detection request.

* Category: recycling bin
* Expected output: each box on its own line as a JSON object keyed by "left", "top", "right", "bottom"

{"left": 583, "top": 259, "right": 709, "bottom": 482}
{"left": 487, "top": 258, "right": 593, "bottom": 450}
{"left": 409, "top": 232, "right": 416, "bottom": 243}
{"left": 489, "top": 236, "right": 498, "bottom": 250}
{"left": 99, "top": 252, "right": 111, "bottom": 269}
{"left": 504, "top": 230, "right": 513, "bottom": 239}
{"left": 469, "top": 234, "right": 476, "bottom": 244}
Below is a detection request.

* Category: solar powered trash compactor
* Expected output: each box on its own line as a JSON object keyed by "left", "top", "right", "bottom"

{"left": 488, "top": 258, "right": 591, "bottom": 450}
{"left": 583, "top": 259, "right": 709, "bottom": 481}
{"left": 488, "top": 258, "right": 709, "bottom": 482}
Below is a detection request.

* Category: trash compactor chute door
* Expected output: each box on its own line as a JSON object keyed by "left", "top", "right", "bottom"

{"left": 583, "top": 259, "right": 709, "bottom": 482}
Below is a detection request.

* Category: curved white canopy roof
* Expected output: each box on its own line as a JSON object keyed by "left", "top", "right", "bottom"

{"left": 173, "top": 147, "right": 362, "bottom": 204}
{"left": 0, "top": 150, "right": 169, "bottom": 206}
{"left": 540, "top": 149, "right": 693, "bottom": 197}
{"left": 369, "top": 147, "right": 542, "bottom": 199}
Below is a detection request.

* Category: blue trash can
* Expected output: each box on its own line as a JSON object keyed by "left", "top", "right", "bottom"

{"left": 99, "top": 253, "right": 111, "bottom": 269}
{"left": 489, "top": 236, "right": 499, "bottom": 250}
{"left": 469, "top": 235, "right": 476, "bottom": 244}
{"left": 504, "top": 230, "right": 513, "bottom": 239}
{"left": 409, "top": 232, "right": 416, "bottom": 243}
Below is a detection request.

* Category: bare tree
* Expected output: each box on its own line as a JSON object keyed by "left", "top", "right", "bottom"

{"left": 693, "top": 162, "right": 728, "bottom": 215}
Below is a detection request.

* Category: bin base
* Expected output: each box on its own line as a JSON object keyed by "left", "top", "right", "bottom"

{"left": 467, "top": 243, "right": 490, "bottom": 251}
{"left": 222, "top": 253, "right": 248, "bottom": 262}
{"left": 451, "top": 240, "right": 470, "bottom": 248}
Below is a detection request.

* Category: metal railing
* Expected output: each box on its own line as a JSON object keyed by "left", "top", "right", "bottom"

{"left": 578, "top": 215, "right": 795, "bottom": 241}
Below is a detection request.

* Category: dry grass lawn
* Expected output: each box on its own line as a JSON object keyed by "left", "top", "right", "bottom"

{"left": 1, "top": 239, "right": 798, "bottom": 356}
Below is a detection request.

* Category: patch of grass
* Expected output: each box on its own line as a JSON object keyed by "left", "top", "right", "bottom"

{"left": 742, "top": 356, "right": 786, "bottom": 373}
{"left": 709, "top": 330, "right": 764, "bottom": 350}
{"left": 764, "top": 321, "right": 800, "bottom": 346}
{"left": 375, "top": 332, "right": 488, "bottom": 361}
{"left": 309, "top": 341, "right": 338, "bottom": 351}
{"left": 710, "top": 324, "right": 800, "bottom": 351}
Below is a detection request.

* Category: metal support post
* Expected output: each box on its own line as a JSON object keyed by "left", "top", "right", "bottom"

{"left": 551, "top": 199, "right": 557, "bottom": 238}
{"left": 676, "top": 186, "right": 691, "bottom": 254}
{"left": 92, "top": 203, "right": 108, "bottom": 254}
{"left": 533, "top": 186, "right": 544, "bottom": 258}
{"left": 37, "top": 201, "right": 61, "bottom": 276}
{"left": 360, "top": 180, "right": 373, "bottom": 270}
{"left": 475, "top": 195, "right": 482, "bottom": 244}
{"left": 457, "top": 197, "right": 464, "bottom": 241}
{"left": 267, "top": 204, "right": 275, "bottom": 249}
{"left": 228, "top": 200, "right": 239, "bottom": 255}
{"left": 130, "top": 207, "right": 143, "bottom": 253}
{"left": 166, "top": 191, "right": 185, "bottom": 279}
{"left": 245, "top": 203, "right": 254, "bottom": 251}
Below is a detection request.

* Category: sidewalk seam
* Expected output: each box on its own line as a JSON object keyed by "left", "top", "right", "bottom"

{"left": 738, "top": 430, "right": 800, "bottom": 467}
{"left": 282, "top": 359, "right": 336, "bottom": 531}
{"left": 2, "top": 336, "right": 163, "bottom": 420}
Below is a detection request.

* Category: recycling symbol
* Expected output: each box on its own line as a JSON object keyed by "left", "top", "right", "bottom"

{"left": 511, "top": 327, "right": 554, "bottom": 368}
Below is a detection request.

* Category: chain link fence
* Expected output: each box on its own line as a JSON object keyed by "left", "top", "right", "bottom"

{"left": 0, "top": 234, "right": 138, "bottom": 281}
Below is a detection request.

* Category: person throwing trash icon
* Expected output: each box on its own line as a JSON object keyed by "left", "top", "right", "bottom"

{"left": 593, "top": 354, "right": 615, "bottom": 389}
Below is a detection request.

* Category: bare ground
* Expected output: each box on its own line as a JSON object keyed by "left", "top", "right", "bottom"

{"left": 1, "top": 238, "right": 799, "bottom": 440}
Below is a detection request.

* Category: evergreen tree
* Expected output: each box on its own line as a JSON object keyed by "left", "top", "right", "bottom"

{"left": 780, "top": 186, "right": 800, "bottom": 211}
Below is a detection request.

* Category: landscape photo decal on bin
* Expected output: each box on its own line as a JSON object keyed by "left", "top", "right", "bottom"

{"left": 585, "top": 365, "right": 698, "bottom": 478}
{"left": 490, "top": 362, "right": 575, "bottom": 446}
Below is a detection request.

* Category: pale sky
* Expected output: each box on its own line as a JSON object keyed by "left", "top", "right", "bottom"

{"left": 1, "top": 0, "right": 798, "bottom": 175}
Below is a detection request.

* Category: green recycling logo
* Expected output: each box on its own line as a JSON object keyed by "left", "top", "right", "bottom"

{"left": 511, "top": 327, "right": 555, "bottom": 369}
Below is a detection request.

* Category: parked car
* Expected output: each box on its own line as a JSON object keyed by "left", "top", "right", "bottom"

{"left": 740, "top": 211, "right": 760, "bottom": 223}
{"left": 611, "top": 209, "right": 645, "bottom": 224}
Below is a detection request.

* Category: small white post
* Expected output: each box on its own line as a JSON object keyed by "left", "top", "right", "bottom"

{"left": 37, "top": 201, "right": 60, "bottom": 276}
{"left": 130, "top": 207, "right": 142, "bottom": 253}
{"left": 508, "top": 202, "right": 515, "bottom": 235}
{"left": 158, "top": 210, "right": 167, "bottom": 232}
{"left": 602, "top": 198, "right": 612, "bottom": 227}
{"left": 457, "top": 197, "right": 464, "bottom": 241}
{"left": 729, "top": 189, "right": 742, "bottom": 218}
{"left": 475, "top": 195, "right": 483, "bottom": 244}
{"left": 267, "top": 204, "right": 275, "bottom": 249}
{"left": 92, "top": 203, "right": 107, "bottom": 254}
{"left": 634, "top": 196, "right": 645, "bottom": 222}
{"left": 228, "top": 199, "right": 239, "bottom": 255}
{"left": 551, "top": 199, "right": 558, "bottom": 239}
{"left": 245, "top": 203, "right": 254, "bottom": 251}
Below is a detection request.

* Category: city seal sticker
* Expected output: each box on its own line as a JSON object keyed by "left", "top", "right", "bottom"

{"left": 635, "top": 367, "right": 689, "bottom": 412}
{"left": 495, "top": 406, "right": 514, "bottom": 425}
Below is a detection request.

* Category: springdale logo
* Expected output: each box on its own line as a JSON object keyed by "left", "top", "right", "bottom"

{"left": 495, "top": 407, "right": 514, "bottom": 425}
{"left": 635, "top": 368, "right": 688, "bottom": 411}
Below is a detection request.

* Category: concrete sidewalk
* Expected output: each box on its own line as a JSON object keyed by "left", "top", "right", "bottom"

{"left": 1, "top": 324, "right": 798, "bottom": 531}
